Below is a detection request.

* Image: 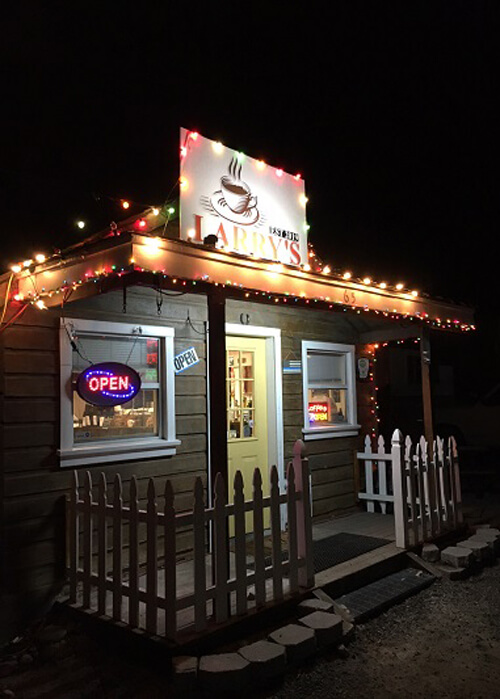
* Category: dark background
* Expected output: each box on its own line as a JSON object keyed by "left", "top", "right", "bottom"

{"left": 1, "top": 2, "right": 499, "bottom": 384}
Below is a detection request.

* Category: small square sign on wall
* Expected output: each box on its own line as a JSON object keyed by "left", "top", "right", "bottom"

{"left": 174, "top": 347, "right": 200, "bottom": 374}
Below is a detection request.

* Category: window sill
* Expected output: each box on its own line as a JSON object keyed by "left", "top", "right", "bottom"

{"left": 302, "top": 425, "right": 360, "bottom": 441}
{"left": 59, "top": 437, "right": 181, "bottom": 467}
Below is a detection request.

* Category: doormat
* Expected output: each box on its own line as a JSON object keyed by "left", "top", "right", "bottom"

{"left": 313, "top": 533, "right": 389, "bottom": 573}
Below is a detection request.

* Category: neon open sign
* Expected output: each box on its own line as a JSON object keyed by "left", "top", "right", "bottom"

{"left": 76, "top": 362, "right": 142, "bottom": 407}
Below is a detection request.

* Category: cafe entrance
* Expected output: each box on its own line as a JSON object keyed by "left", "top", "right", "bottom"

{"left": 225, "top": 325, "right": 283, "bottom": 532}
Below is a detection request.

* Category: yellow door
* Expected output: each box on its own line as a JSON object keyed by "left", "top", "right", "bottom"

{"left": 227, "top": 336, "right": 270, "bottom": 532}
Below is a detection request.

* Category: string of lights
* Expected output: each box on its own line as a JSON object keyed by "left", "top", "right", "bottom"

{"left": 6, "top": 259, "right": 475, "bottom": 334}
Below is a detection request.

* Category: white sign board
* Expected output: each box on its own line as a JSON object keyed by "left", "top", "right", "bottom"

{"left": 179, "top": 128, "right": 308, "bottom": 267}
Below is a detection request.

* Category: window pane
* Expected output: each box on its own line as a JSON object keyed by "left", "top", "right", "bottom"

{"left": 227, "top": 349, "right": 255, "bottom": 440}
{"left": 307, "top": 388, "right": 348, "bottom": 426}
{"left": 73, "top": 334, "right": 159, "bottom": 383}
{"left": 307, "top": 351, "right": 346, "bottom": 385}
{"left": 72, "top": 333, "right": 161, "bottom": 444}
{"left": 74, "top": 389, "right": 159, "bottom": 443}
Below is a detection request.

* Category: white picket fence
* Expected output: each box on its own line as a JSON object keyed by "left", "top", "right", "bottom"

{"left": 357, "top": 429, "right": 463, "bottom": 548}
{"left": 66, "top": 441, "right": 314, "bottom": 642}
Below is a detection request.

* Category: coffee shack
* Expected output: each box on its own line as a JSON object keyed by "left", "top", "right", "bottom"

{"left": 0, "top": 128, "right": 474, "bottom": 636}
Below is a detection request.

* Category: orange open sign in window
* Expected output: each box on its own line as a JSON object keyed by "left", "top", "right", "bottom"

{"left": 308, "top": 401, "right": 330, "bottom": 422}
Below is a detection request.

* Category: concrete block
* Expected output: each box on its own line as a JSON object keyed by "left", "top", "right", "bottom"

{"left": 441, "top": 546, "right": 473, "bottom": 569}
{"left": 298, "top": 611, "right": 344, "bottom": 648}
{"left": 297, "top": 597, "right": 334, "bottom": 615}
{"left": 432, "top": 563, "right": 468, "bottom": 580}
{"left": 313, "top": 588, "right": 354, "bottom": 623}
{"left": 342, "top": 621, "right": 355, "bottom": 642}
{"left": 172, "top": 656, "right": 198, "bottom": 692}
{"left": 469, "top": 529, "right": 500, "bottom": 553}
{"left": 421, "top": 543, "right": 440, "bottom": 563}
{"left": 268, "top": 623, "right": 316, "bottom": 664}
{"left": 199, "top": 653, "right": 250, "bottom": 694}
{"left": 456, "top": 539, "right": 491, "bottom": 564}
{"left": 238, "top": 640, "right": 286, "bottom": 684}
{"left": 37, "top": 625, "right": 68, "bottom": 644}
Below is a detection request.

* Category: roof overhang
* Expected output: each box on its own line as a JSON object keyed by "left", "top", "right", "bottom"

{"left": 9, "top": 234, "right": 475, "bottom": 332}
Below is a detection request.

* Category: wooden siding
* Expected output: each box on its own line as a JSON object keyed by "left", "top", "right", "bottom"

{"left": 226, "top": 299, "right": 359, "bottom": 520}
{"left": 0, "top": 289, "right": 208, "bottom": 605}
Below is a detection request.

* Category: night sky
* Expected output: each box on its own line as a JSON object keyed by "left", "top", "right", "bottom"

{"left": 2, "top": 3, "right": 498, "bottom": 325}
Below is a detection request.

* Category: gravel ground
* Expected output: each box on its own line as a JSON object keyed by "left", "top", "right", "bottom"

{"left": 2, "top": 562, "right": 499, "bottom": 698}
{"left": 266, "top": 563, "right": 500, "bottom": 699}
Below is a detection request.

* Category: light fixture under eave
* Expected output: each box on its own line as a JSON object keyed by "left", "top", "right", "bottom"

{"left": 343, "top": 271, "right": 352, "bottom": 280}
{"left": 362, "top": 277, "right": 372, "bottom": 285}
{"left": 396, "top": 283, "right": 404, "bottom": 291}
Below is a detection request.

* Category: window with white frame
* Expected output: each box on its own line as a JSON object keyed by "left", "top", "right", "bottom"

{"left": 60, "top": 318, "right": 179, "bottom": 466}
{"left": 301, "top": 341, "right": 359, "bottom": 439}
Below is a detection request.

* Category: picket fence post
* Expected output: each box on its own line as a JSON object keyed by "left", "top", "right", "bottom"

{"left": 293, "top": 439, "right": 314, "bottom": 589}
{"left": 392, "top": 429, "right": 408, "bottom": 549}
{"left": 68, "top": 470, "right": 79, "bottom": 605}
{"left": 213, "top": 473, "right": 228, "bottom": 624}
{"left": 450, "top": 436, "right": 463, "bottom": 524}
{"left": 112, "top": 474, "right": 123, "bottom": 622}
{"left": 252, "top": 468, "right": 266, "bottom": 607}
{"left": 363, "top": 435, "right": 375, "bottom": 512}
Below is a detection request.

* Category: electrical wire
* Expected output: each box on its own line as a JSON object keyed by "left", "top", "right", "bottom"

{"left": 0, "top": 303, "right": 28, "bottom": 333}
{"left": 0, "top": 273, "right": 15, "bottom": 325}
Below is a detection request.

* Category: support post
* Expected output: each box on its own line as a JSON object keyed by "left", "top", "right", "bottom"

{"left": 420, "top": 331, "right": 434, "bottom": 446}
{"left": 207, "top": 287, "right": 228, "bottom": 500}
{"left": 392, "top": 429, "right": 409, "bottom": 549}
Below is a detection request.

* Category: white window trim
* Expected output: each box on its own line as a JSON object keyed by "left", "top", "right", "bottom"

{"left": 301, "top": 340, "right": 360, "bottom": 440}
{"left": 59, "top": 318, "right": 180, "bottom": 467}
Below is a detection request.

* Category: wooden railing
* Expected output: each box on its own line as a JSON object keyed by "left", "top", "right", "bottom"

{"left": 66, "top": 440, "right": 314, "bottom": 641}
{"left": 358, "top": 430, "right": 463, "bottom": 548}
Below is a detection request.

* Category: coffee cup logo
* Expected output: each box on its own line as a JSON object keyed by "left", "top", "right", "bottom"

{"left": 208, "top": 156, "right": 260, "bottom": 225}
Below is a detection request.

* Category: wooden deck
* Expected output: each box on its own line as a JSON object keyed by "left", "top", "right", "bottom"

{"left": 70, "top": 511, "right": 398, "bottom": 637}
{"left": 311, "top": 511, "right": 401, "bottom": 590}
{"left": 312, "top": 511, "right": 396, "bottom": 543}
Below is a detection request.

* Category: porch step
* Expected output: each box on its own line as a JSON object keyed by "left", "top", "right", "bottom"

{"left": 334, "top": 567, "right": 435, "bottom": 623}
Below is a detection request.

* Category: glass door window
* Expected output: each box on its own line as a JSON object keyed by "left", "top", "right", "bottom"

{"left": 227, "top": 349, "right": 255, "bottom": 439}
